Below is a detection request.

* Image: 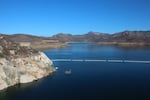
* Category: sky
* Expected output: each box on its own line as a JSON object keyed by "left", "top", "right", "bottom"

{"left": 0, "top": 0, "right": 150, "bottom": 36}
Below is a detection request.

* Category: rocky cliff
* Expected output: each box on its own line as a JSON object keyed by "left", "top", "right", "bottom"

{"left": 0, "top": 35, "right": 56, "bottom": 90}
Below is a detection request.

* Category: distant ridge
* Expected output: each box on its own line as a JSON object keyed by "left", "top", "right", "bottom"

{"left": 110, "top": 31, "right": 150, "bottom": 42}
{"left": 52, "top": 31, "right": 150, "bottom": 46}
{"left": 1, "top": 34, "right": 49, "bottom": 42}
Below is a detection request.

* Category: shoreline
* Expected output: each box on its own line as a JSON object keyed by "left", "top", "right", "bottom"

{"left": 66, "top": 41, "right": 150, "bottom": 47}
{"left": 97, "top": 42, "right": 150, "bottom": 47}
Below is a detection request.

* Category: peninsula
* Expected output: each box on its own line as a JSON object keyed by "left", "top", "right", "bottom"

{"left": 0, "top": 35, "right": 56, "bottom": 90}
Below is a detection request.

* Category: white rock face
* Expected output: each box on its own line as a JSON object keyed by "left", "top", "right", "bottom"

{"left": 0, "top": 52, "right": 55, "bottom": 90}
{"left": 20, "top": 74, "right": 36, "bottom": 83}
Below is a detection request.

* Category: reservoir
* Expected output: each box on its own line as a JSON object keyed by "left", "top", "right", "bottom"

{"left": 1, "top": 43, "right": 150, "bottom": 100}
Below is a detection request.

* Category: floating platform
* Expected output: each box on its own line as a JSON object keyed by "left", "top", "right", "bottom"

{"left": 52, "top": 59, "right": 150, "bottom": 64}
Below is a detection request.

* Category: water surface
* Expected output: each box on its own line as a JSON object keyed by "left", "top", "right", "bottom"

{"left": 1, "top": 43, "right": 150, "bottom": 100}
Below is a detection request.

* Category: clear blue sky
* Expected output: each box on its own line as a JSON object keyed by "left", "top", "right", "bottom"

{"left": 0, "top": 0, "right": 150, "bottom": 36}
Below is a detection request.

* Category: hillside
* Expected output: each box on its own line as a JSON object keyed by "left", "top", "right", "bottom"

{"left": 0, "top": 35, "right": 36, "bottom": 58}
{"left": 52, "top": 32, "right": 110, "bottom": 42}
{"left": 110, "top": 31, "right": 150, "bottom": 42}
{"left": 3, "top": 34, "right": 46, "bottom": 42}
{"left": 1, "top": 34, "right": 67, "bottom": 50}
{"left": 52, "top": 31, "right": 150, "bottom": 46}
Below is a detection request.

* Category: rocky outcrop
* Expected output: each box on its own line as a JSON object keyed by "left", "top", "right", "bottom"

{"left": 0, "top": 35, "right": 56, "bottom": 90}
{"left": 0, "top": 52, "right": 55, "bottom": 90}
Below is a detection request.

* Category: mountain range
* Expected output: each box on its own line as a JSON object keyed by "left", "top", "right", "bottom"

{"left": 1, "top": 30, "right": 150, "bottom": 49}
{"left": 52, "top": 31, "right": 150, "bottom": 43}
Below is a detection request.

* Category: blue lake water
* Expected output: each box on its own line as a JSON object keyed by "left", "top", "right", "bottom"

{"left": 1, "top": 43, "right": 150, "bottom": 100}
